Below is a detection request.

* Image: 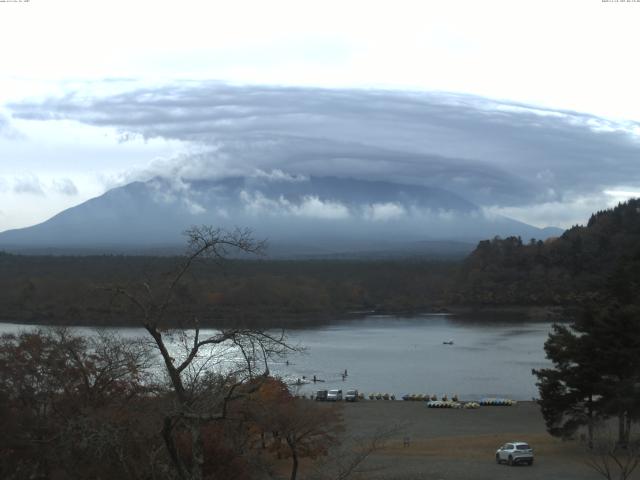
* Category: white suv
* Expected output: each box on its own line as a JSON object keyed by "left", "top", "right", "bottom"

{"left": 496, "top": 442, "right": 534, "bottom": 466}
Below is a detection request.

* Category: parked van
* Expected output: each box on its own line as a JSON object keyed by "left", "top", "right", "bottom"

{"left": 327, "top": 389, "right": 343, "bottom": 401}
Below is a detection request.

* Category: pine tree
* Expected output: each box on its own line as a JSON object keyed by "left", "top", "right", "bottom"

{"left": 534, "top": 302, "right": 640, "bottom": 446}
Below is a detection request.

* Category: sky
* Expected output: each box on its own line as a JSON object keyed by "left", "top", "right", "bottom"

{"left": 1, "top": 0, "right": 639, "bottom": 232}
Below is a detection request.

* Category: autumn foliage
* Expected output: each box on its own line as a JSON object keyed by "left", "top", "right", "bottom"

{"left": 0, "top": 331, "right": 343, "bottom": 480}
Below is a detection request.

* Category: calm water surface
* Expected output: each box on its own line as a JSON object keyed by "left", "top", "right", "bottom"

{"left": 0, "top": 314, "right": 554, "bottom": 400}
{"left": 278, "top": 315, "right": 553, "bottom": 400}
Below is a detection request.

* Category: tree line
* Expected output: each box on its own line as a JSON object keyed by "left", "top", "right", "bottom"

{"left": 450, "top": 199, "right": 640, "bottom": 307}
{"left": 0, "top": 252, "right": 456, "bottom": 328}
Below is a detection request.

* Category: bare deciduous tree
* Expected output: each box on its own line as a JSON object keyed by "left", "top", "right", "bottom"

{"left": 268, "top": 399, "right": 344, "bottom": 480}
{"left": 110, "top": 226, "right": 296, "bottom": 480}
{"left": 308, "top": 424, "right": 402, "bottom": 480}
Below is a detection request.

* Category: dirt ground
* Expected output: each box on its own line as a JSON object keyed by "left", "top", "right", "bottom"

{"left": 318, "top": 400, "right": 640, "bottom": 480}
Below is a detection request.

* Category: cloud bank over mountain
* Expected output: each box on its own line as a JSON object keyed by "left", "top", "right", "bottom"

{"left": 9, "top": 82, "right": 640, "bottom": 228}
{"left": 5, "top": 82, "right": 640, "bottom": 237}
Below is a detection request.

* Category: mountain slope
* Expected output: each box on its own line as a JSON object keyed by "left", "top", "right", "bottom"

{"left": 0, "top": 176, "right": 562, "bottom": 256}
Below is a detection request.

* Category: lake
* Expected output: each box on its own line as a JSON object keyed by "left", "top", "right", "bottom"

{"left": 0, "top": 314, "right": 555, "bottom": 400}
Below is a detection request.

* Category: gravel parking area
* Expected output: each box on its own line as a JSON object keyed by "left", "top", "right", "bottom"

{"left": 334, "top": 400, "right": 635, "bottom": 480}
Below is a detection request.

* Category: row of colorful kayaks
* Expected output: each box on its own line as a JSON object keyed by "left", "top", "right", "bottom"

{"left": 295, "top": 392, "right": 516, "bottom": 406}
{"left": 425, "top": 398, "right": 516, "bottom": 408}
{"left": 402, "top": 394, "right": 459, "bottom": 402}
{"left": 426, "top": 401, "right": 480, "bottom": 409}
{"left": 399, "top": 394, "right": 516, "bottom": 405}
{"left": 479, "top": 397, "right": 517, "bottom": 406}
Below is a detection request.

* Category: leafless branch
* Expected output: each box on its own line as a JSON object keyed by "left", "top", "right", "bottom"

{"left": 585, "top": 427, "right": 640, "bottom": 480}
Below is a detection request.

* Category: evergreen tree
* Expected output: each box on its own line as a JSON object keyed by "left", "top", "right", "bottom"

{"left": 534, "top": 321, "right": 601, "bottom": 446}
{"left": 534, "top": 301, "right": 640, "bottom": 446}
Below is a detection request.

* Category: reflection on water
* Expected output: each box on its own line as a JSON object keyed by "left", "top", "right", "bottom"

{"left": 0, "top": 314, "right": 554, "bottom": 400}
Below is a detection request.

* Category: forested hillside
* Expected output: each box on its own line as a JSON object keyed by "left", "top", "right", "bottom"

{"left": 450, "top": 199, "right": 640, "bottom": 306}
{"left": 0, "top": 254, "right": 455, "bottom": 327}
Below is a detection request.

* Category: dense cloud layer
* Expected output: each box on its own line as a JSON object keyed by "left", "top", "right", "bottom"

{"left": 9, "top": 83, "right": 640, "bottom": 221}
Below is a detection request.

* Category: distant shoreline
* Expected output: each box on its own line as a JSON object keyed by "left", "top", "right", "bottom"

{"left": 0, "top": 304, "right": 563, "bottom": 330}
